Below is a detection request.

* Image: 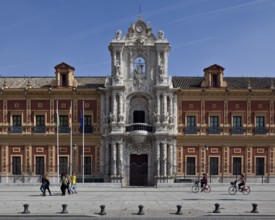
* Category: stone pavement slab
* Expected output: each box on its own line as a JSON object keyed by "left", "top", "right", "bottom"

{"left": 0, "top": 184, "right": 274, "bottom": 218}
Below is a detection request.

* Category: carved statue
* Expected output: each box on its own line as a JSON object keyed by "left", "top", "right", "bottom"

{"left": 162, "top": 112, "right": 169, "bottom": 123}
{"left": 114, "top": 61, "right": 121, "bottom": 76}
{"left": 158, "top": 30, "right": 164, "bottom": 40}
{"left": 109, "top": 112, "right": 116, "bottom": 123}
{"left": 135, "top": 59, "right": 144, "bottom": 75}
{"left": 159, "top": 63, "right": 164, "bottom": 76}
{"left": 134, "top": 59, "right": 145, "bottom": 87}
{"left": 153, "top": 112, "right": 160, "bottom": 123}
{"left": 115, "top": 30, "right": 122, "bottom": 40}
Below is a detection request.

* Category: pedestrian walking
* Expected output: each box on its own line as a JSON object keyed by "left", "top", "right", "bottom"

{"left": 70, "top": 173, "right": 77, "bottom": 194}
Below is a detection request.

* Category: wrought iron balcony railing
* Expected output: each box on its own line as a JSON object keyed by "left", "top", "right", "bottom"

{"left": 58, "top": 126, "right": 70, "bottom": 133}
{"left": 9, "top": 126, "right": 23, "bottom": 133}
{"left": 231, "top": 127, "right": 245, "bottom": 135}
{"left": 33, "top": 126, "right": 46, "bottom": 133}
{"left": 126, "top": 123, "right": 154, "bottom": 132}
{"left": 208, "top": 127, "right": 221, "bottom": 134}
{"left": 185, "top": 127, "right": 198, "bottom": 134}
{"left": 254, "top": 127, "right": 268, "bottom": 135}
{"left": 80, "top": 125, "right": 93, "bottom": 133}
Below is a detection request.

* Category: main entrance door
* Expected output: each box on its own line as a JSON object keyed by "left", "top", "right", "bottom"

{"left": 130, "top": 154, "right": 148, "bottom": 186}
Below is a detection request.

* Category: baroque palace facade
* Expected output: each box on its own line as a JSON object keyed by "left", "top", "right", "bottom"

{"left": 0, "top": 17, "right": 275, "bottom": 186}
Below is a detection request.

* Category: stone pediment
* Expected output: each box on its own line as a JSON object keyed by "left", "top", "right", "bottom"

{"left": 54, "top": 62, "right": 75, "bottom": 71}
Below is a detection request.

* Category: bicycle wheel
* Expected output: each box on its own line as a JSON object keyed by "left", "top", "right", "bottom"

{"left": 204, "top": 185, "right": 211, "bottom": 193}
{"left": 242, "top": 186, "right": 251, "bottom": 195}
{"left": 191, "top": 185, "right": 199, "bottom": 193}
{"left": 228, "top": 186, "right": 237, "bottom": 195}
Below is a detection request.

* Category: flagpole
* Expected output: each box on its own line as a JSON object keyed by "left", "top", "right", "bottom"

{"left": 82, "top": 101, "right": 85, "bottom": 183}
{"left": 70, "top": 100, "right": 73, "bottom": 177}
{"left": 56, "top": 100, "right": 59, "bottom": 183}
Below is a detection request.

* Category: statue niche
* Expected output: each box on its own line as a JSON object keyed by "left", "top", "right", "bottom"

{"left": 133, "top": 58, "right": 146, "bottom": 88}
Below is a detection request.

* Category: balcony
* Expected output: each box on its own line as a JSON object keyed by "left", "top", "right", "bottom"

{"left": 80, "top": 125, "right": 93, "bottom": 134}
{"left": 58, "top": 126, "right": 70, "bottom": 133}
{"left": 208, "top": 127, "right": 221, "bottom": 134}
{"left": 9, "top": 126, "right": 23, "bottom": 133}
{"left": 254, "top": 127, "right": 268, "bottom": 135}
{"left": 185, "top": 127, "right": 198, "bottom": 134}
{"left": 231, "top": 127, "right": 245, "bottom": 135}
{"left": 33, "top": 126, "right": 46, "bottom": 133}
{"left": 125, "top": 123, "right": 154, "bottom": 133}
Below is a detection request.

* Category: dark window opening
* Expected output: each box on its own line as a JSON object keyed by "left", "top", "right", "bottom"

{"left": 36, "top": 157, "right": 44, "bottom": 175}
{"left": 186, "top": 157, "right": 196, "bottom": 175}
{"left": 210, "top": 157, "right": 219, "bottom": 175}
{"left": 12, "top": 156, "right": 21, "bottom": 175}
{"left": 233, "top": 157, "right": 242, "bottom": 175}
{"left": 61, "top": 74, "right": 67, "bottom": 87}
{"left": 133, "top": 111, "right": 145, "bottom": 123}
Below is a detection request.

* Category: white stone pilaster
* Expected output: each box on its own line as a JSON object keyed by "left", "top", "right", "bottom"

{"left": 104, "top": 143, "right": 110, "bottom": 176}
{"left": 111, "top": 142, "right": 117, "bottom": 176}
{"left": 163, "top": 143, "right": 167, "bottom": 176}
{"left": 117, "top": 143, "right": 123, "bottom": 176}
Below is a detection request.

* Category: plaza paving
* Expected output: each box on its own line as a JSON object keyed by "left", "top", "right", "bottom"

{"left": 0, "top": 183, "right": 274, "bottom": 218}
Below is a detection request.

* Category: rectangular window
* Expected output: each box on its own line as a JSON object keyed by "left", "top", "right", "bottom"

{"left": 186, "top": 157, "right": 195, "bottom": 175}
{"left": 256, "top": 116, "right": 265, "bottom": 128}
{"left": 12, "top": 156, "right": 21, "bottom": 175}
{"left": 84, "top": 156, "right": 92, "bottom": 175}
{"left": 233, "top": 116, "right": 242, "bottom": 127}
{"left": 60, "top": 115, "right": 68, "bottom": 126}
{"left": 233, "top": 157, "right": 242, "bottom": 175}
{"left": 36, "top": 157, "right": 44, "bottom": 175}
{"left": 13, "top": 115, "right": 22, "bottom": 126}
{"left": 84, "top": 115, "right": 92, "bottom": 126}
{"left": 210, "top": 157, "right": 219, "bottom": 175}
{"left": 36, "top": 115, "right": 45, "bottom": 126}
{"left": 210, "top": 116, "right": 219, "bottom": 127}
{"left": 187, "top": 116, "right": 196, "bottom": 127}
{"left": 256, "top": 158, "right": 265, "bottom": 175}
{"left": 59, "top": 157, "right": 68, "bottom": 175}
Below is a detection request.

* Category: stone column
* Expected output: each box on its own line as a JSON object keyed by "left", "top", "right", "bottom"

{"left": 163, "top": 94, "right": 167, "bottom": 115}
{"left": 119, "top": 93, "right": 123, "bottom": 123}
{"left": 104, "top": 143, "right": 110, "bottom": 176}
{"left": 117, "top": 143, "right": 123, "bottom": 176}
{"left": 157, "top": 93, "right": 160, "bottom": 115}
{"left": 112, "top": 93, "right": 116, "bottom": 116}
{"left": 167, "top": 144, "right": 173, "bottom": 176}
{"left": 156, "top": 142, "right": 160, "bottom": 177}
{"left": 129, "top": 50, "right": 133, "bottom": 79}
{"left": 111, "top": 142, "right": 117, "bottom": 176}
{"left": 163, "top": 143, "right": 167, "bottom": 177}
{"left": 173, "top": 143, "right": 177, "bottom": 175}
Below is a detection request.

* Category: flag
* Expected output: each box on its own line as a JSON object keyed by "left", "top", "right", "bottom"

{"left": 56, "top": 102, "right": 59, "bottom": 127}
{"left": 80, "top": 110, "right": 84, "bottom": 129}
{"left": 69, "top": 101, "right": 72, "bottom": 128}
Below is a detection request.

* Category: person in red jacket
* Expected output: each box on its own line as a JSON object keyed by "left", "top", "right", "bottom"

{"left": 200, "top": 173, "right": 208, "bottom": 191}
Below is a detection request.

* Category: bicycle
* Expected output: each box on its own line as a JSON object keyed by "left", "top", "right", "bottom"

{"left": 228, "top": 180, "right": 251, "bottom": 195}
{"left": 191, "top": 180, "right": 211, "bottom": 193}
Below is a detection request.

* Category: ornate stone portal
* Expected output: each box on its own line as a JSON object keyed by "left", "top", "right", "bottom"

{"left": 101, "top": 17, "right": 177, "bottom": 186}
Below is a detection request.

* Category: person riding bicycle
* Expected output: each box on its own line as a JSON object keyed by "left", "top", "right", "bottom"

{"left": 237, "top": 174, "right": 246, "bottom": 190}
{"left": 200, "top": 173, "right": 208, "bottom": 191}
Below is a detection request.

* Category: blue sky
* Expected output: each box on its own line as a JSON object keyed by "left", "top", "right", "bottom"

{"left": 0, "top": 0, "right": 274, "bottom": 77}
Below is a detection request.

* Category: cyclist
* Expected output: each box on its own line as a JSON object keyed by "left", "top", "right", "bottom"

{"left": 237, "top": 174, "right": 246, "bottom": 191}
{"left": 200, "top": 173, "right": 208, "bottom": 191}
